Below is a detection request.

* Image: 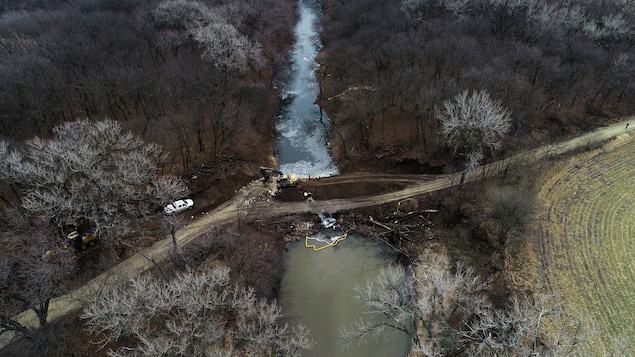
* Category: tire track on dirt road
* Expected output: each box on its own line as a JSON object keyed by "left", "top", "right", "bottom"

{"left": 2, "top": 118, "right": 634, "bottom": 350}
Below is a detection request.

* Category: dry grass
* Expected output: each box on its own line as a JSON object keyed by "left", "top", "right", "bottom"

{"left": 537, "top": 133, "right": 635, "bottom": 354}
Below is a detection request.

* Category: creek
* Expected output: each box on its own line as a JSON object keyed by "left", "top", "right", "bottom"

{"left": 275, "top": 1, "right": 410, "bottom": 356}
{"left": 275, "top": 0, "right": 338, "bottom": 177}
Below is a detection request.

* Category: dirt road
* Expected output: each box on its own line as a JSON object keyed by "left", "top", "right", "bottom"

{"left": 2, "top": 118, "right": 634, "bottom": 349}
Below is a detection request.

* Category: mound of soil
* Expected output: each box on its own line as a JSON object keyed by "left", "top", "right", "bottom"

{"left": 275, "top": 179, "right": 408, "bottom": 202}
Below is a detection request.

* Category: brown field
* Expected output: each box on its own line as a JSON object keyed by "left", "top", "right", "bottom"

{"left": 537, "top": 132, "right": 635, "bottom": 354}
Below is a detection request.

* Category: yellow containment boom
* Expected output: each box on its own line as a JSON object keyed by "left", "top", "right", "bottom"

{"left": 305, "top": 233, "right": 348, "bottom": 251}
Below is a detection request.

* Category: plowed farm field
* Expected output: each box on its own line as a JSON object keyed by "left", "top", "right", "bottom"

{"left": 538, "top": 132, "right": 635, "bottom": 353}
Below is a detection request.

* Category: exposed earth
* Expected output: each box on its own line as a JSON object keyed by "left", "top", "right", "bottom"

{"left": 2, "top": 119, "right": 635, "bottom": 355}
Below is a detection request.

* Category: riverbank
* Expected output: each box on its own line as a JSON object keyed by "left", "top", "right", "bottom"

{"left": 5, "top": 118, "right": 634, "bottom": 355}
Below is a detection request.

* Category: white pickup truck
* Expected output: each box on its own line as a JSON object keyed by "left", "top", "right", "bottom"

{"left": 164, "top": 199, "right": 194, "bottom": 215}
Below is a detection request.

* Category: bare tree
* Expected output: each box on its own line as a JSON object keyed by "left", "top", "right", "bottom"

{"left": 460, "top": 294, "right": 585, "bottom": 357}
{"left": 341, "top": 255, "right": 490, "bottom": 355}
{"left": 525, "top": 2, "right": 586, "bottom": 37}
{"left": 82, "top": 266, "right": 314, "bottom": 357}
{"left": 434, "top": 89, "right": 512, "bottom": 170}
{"left": 0, "top": 119, "right": 188, "bottom": 248}
{"left": 341, "top": 254, "right": 595, "bottom": 356}
{"left": 150, "top": 0, "right": 217, "bottom": 30}
{"left": 192, "top": 22, "right": 264, "bottom": 73}
{"left": 583, "top": 12, "right": 633, "bottom": 43}
{"left": 484, "top": 186, "right": 536, "bottom": 260}
{"left": 0, "top": 224, "right": 74, "bottom": 352}
{"left": 144, "top": 0, "right": 221, "bottom": 56}
{"left": 0, "top": 120, "right": 188, "bottom": 347}
{"left": 401, "top": 0, "right": 472, "bottom": 18}
{"left": 164, "top": 212, "right": 184, "bottom": 264}
{"left": 144, "top": 0, "right": 263, "bottom": 72}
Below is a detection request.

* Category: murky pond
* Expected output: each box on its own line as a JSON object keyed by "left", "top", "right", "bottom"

{"left": 279, "top": 235, "right": 411, "bottom": 356}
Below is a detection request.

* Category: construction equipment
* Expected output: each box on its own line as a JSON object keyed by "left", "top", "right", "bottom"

{"left": 276, "top": 173, "right": 297, "bottom": 189}
{"left": 259, "top": 167, "right": 297, "bottom": 189}
{"left": 260, "top": 167, "right": 283, "bottom": 182}
{"left": 67, "top": 230, "right": 97, "bottom": 250}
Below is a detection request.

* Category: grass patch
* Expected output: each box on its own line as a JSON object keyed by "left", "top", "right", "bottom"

{"left": 537, "top": 134, "right": 635, "bottom": 354}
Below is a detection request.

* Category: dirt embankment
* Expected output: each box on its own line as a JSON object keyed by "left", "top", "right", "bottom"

{"left": 4, "top": 119, "right": 635, "bottom": 355}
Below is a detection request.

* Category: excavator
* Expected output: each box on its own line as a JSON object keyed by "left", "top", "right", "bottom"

{"left": 67, "top": 230, "right": 97, "bottom": 250}
{"left": 260, "top": 167, "right": 283, "bottom": 182}
{"left": 41, "top": 219, "right": 97, "bottom": 261}
{"left": 42, "top": 227, "right": 97, "bottom": 260}
{"left": 259, "top": 167, "right": 297, "bottom": 189}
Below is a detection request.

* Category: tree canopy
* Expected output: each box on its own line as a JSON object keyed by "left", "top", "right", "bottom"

{"left": 82, "top": 266, "right": 314, "bottom": 357}
{"left": 0, "top": 119, "right": 187, "bottom": 245}
{"left": 435, "top": 90, "right": 512, "bottom": 169}
{"left": 341, "top": 255, "right": 595, "bottom": 356}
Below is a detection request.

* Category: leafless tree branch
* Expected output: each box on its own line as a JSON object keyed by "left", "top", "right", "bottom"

{"left": 82, "top": 266, "right": 314, "bottom": 357}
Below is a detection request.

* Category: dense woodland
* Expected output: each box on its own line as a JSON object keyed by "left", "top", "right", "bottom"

{"left": 1, "top": 0, "right": 635, "bottom": 355}
{"left": 0, "top": 0, "right": 297, "bottom": 355}
{"left": 0, "top": 0, "right": 296, "bottom": 170}
{"left": 316, "top": 0, "right": 635, "bottom": 172}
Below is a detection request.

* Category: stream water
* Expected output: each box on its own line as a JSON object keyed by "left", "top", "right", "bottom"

{"left": 275, "top": 0, "right": 338, "bottom": 177}
{"left": 276, "top": 3, "right": 410, "bottom": 355}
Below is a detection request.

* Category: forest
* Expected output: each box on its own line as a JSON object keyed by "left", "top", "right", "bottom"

{"left": 0, "top": 0, "right": 295, "bottom": 170}
{"left": 315, "top": 0, "right": 635, "bottom": 172}
{"left": 1, "top": 0, "right": 635, "bottom": 356}
{"left": 0, "top": 0, "right": 300, "bottom": 355}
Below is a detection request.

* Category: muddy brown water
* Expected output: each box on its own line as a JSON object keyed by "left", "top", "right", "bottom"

{"left": 279, "top": 234, "right": 411, "bottom": 356}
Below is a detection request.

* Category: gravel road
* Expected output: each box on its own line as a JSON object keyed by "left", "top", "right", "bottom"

{"left": 2, "top": 118, "right": 633, "bottom": 350}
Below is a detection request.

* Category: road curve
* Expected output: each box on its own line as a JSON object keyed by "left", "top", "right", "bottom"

{"left": 2, "top": 118, "right": 634, "bottom": 349}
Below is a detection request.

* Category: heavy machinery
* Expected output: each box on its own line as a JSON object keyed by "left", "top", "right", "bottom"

{"left": 67, "top": 230, "right": 97, "bottom": 250}
{"left": 259, "top": 167, "right": 297, "bottom": 188}
{"left": 259, "top": 167, "right": 283, "bottom": 182}
{"left": 276, "top": 173, "right": 298, "bottom": 189}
